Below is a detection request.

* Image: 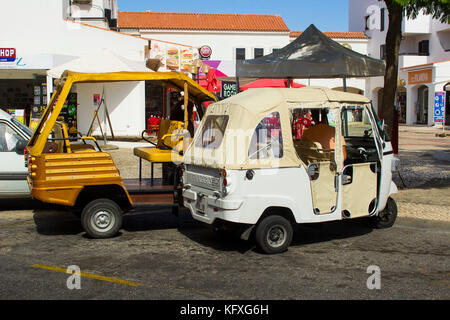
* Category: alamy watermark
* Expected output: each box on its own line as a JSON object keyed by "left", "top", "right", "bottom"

{"left": 366, "top": 4, "right": 382, "bottom": 31}
{"left": 66, "top": 265, "right": 81, "bottom": 290}
{"left": 366, "top": 265, "right": 381, "bottom": 290}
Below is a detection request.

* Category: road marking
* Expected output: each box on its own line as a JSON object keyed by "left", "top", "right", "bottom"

{"left": 32, "top": 264, "right": 141, "bottom": 287}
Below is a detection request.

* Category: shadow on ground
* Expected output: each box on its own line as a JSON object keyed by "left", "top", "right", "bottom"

{"left": 31, "top": 206, "right": 375, "bottom": 254}
{"left": 0, "top": 197, "right": 56, "bottom": 211}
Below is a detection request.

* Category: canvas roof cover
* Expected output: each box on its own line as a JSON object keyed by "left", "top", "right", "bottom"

{"left": 236, "top": 24, "right": 385, "bottom": 79}
{"left": 183, "top": 87, "right": 370, "bottom": 170}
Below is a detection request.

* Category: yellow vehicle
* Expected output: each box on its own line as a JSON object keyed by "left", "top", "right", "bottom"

{"left": 26, "top": 71, "right": 216, "bottom": 238}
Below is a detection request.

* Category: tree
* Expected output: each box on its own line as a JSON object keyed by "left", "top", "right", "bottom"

{"left": 381, "top": 0, "right": 449, "bottom": 150}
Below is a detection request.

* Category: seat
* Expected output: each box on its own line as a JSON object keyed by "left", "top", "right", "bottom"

{"left": 294, "top": 140, "right": 332, "bottom": 165}
{"left": 133, "top": 147, "right": 182, "bottom": 163}
{"left": 134, "top": 119, "right": 184, "bottom": 181}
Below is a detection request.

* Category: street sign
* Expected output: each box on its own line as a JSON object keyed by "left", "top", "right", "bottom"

{"left": 433, "top": 91, "right": 446, "bottom": 123}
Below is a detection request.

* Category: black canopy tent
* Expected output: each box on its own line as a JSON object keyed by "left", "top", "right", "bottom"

{"left": 235, "top": 24, "right": 385, "bottom": 91}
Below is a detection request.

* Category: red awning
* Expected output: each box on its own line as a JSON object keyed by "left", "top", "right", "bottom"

{"left": 240, "top": 78, "right": 305, "bottom": 91}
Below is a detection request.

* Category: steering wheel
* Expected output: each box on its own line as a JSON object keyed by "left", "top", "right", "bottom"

{"left": 357, "top": 147, "right": 368, "bottom": 161}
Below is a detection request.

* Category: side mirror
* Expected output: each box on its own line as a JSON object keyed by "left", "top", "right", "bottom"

{"left": 15, "top": 140, "right": 28, "bottom": 155}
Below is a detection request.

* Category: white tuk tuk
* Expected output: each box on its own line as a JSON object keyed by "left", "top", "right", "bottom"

{"left": 182, "top": 87, "right": 400, "bottom": 254}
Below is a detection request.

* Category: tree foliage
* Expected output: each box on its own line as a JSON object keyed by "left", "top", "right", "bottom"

{"left": 381, "top": 0, "right": 449, "bottom": 146}
{"left": 394, "top": 0, "right": 450, "bottom": 23}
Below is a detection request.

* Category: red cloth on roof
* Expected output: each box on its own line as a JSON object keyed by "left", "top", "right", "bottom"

{"left": 240, "top": 78, "right": 305, "bottom": 91}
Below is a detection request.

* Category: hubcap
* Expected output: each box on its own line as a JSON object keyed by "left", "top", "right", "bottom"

{"left": 267, "top": 225, "right": 287, "bottom": 248}
{"left": 92, "top": 210, "right": 115, "bottom": 232}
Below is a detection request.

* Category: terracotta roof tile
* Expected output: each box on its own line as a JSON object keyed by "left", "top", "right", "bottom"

{"left": 290, "top": 30, "right": 368, "bottom": 39}
{"left": 118, "top": 12, "right": 290, "bottom": 32}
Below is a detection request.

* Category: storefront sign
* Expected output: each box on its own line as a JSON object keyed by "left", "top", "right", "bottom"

{"left": 0, "top": 48, "right": 16, "bottom": 62}
{"left": 150, "top": 40, "right": 198, "bottom": 73}
{"left": 221, "top": 81, "right": 237, "bottom": 98}
{"left": 408, "top": 68, "right": 432, "bottom": 85}
{"left": 199, "top": 45, "right": 212, "bottom": 60}
{"left": 434, "top": 91, "right": 446, "bottom": 123}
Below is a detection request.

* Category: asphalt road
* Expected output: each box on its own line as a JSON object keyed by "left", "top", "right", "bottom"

{"left": 0, "top": 200, "right": 448, "bottom": 300}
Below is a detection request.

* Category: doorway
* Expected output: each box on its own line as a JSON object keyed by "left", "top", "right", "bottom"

{"left": 416, "top": 85, "right": 428, "bottom": 124}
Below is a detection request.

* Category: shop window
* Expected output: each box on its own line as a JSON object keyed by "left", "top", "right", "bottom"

{"left": 236, "top": 48, "right": 246, "bottom": 60}
{"left": 254, "top": 48, "right": 264, "bottom": 58}
{"left": 418, "top": 40, "right": 429, "bottom": 56}
{"left": 380, "top": 44, "right": 386, "bottom": 60}
{"left": 248, "top": 112, "right": 283, "bottom": 159}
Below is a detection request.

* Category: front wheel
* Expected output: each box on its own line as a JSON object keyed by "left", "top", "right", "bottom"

{"left": 81, "top": 198, "right": 123, "bottom": 239}
{"left": 255, "top": 215, "right": 293, "bottom": 254}
{"left": 371, "top": 197, "right": 398, "bottom": 229}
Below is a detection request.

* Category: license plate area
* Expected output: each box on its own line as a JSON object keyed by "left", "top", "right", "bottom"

{"left": 196, "top": 195, "right": 206, "bottom": 213}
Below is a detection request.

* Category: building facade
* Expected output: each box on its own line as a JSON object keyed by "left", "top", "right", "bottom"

{"left": 117, "top": 12, "right": 369, "bottom": 94}
{"left": 349, "top": 0, "right": 450, "bottom": 125}
{"left": 0, "top": 0, "right": 150, "bottom": 137}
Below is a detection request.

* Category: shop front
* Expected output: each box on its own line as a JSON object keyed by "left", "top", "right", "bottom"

{"left": 403, "top": 61, "right": 450, "bottom": 126}
{"left": 0, "top": 50, "right": 76, "bottom": 129}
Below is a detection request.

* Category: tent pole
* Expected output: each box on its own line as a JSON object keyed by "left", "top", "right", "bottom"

{"left": 287, "top": 77, "right": 292, "bottom": 88}
{"left": 343, "top": 77, "right": 347, "bottom": 92}
{"left": 236, "top": 77, "right": 240, "bottom": 93}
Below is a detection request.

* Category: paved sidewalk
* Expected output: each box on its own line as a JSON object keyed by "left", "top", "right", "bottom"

{"left": 393, "top": 125, "right": 450, "bottom": 222}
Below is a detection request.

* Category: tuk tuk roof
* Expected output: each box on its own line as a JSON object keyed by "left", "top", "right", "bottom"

{"left": 59, "top": 70, "right": 217, "bottom": 102}
{"left": 217, "top": 87, "right": 370, "bottom": 113}
{"left": 184, "top": 87, "right": 370, "bottom": 170}
{"left": 28, "top": 70, "right": 217, "bottom": 155}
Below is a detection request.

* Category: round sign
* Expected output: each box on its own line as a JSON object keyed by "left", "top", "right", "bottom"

{"left": 199, "top": 45, "right": 212, "bottom": 59}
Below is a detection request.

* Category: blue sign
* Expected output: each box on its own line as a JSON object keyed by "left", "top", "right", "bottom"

{"left": 434, "top": 92, "right": 446, "bottom": 123}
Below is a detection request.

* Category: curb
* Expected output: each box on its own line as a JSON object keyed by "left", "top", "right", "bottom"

{"left": 396, "top": 217, "right": 450, "bottom": 231}
{"left": 433, "top": 150, "right": 450, "bottom": 162}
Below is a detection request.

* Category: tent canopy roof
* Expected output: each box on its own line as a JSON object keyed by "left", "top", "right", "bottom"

{"left": 236, "top": 24, "right": 385, "bottom": 79}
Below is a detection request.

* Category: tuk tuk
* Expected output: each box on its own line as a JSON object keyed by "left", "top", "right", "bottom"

{"left": 26, "top": 71, "right": 216, "bottom": 238}
{"left": 182, "top": 87, "right": 400, "bottom": 254}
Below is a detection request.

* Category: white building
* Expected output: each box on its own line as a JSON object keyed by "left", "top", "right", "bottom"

{"left": 349, "top": 0, "right": 450, "bottom": 125}
{"left": 0, "top": 0, "right": 152, "bottom": 137}
{"left": 117, "top": 11, "right": 370, "bottom": 94}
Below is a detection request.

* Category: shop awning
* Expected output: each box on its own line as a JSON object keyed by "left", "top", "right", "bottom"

{"left": 47, "top": 49, "right": 152, "bottom": 78}
{"left": 236, "top": 24, "right": 385, "bottom": 79}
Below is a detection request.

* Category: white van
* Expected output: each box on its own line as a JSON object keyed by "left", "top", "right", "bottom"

{"left": 0, "top": 109, "right": 32, "bottom": 197}
{"left": 182, "top": 87, "right": 400, "bottom": 254}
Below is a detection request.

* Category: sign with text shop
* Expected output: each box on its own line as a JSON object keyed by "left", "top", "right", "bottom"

{"left": 0, "top": 48, "right": 16, "bottom": 62}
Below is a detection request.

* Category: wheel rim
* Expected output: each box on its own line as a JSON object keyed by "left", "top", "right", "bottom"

{"left": 91, "top": 210, "right": 115, "bottom": 233}
{"left": 266, "top": 224, "right": 287, "bottom": 248}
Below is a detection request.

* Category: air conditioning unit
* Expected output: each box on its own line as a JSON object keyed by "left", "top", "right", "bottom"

{"left": 72, "top": 0, "right": 93, "bottom": 4}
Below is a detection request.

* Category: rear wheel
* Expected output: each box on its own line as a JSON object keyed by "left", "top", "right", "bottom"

{"left": 371, "top": 197, "right": 397, "bottom": 229}
{"left": 255, "top": 215, "right": 293, "bottom": 254}
{"left": 81, "top": 198, "right": 123, "bottom": 239}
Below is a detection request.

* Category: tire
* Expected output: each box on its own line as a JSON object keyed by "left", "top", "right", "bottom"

{"left": 81, "top": 198, "right": 123, "bottom": 239}
{"left": 255, "top": 215, "right": 293, "bottom": 254}
{"left": 371, "top": 197, "right": 397, "bottom": 229}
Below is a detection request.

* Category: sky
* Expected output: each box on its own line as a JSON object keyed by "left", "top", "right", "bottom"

{"left": 117, "top": 0, "right": 350, "bottom": 32}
